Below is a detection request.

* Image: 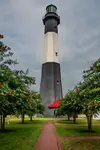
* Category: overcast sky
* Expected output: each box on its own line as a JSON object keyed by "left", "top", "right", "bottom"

{"left": 0, "top": 0, "right": 100, "bottom": 95}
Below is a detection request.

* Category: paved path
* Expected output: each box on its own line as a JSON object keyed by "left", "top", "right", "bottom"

{"left": 34, "top": 120, "right": 62, "bottom": 150}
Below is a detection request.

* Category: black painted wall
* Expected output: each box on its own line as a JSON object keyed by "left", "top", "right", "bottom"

{"left": 40, "top": 62, "right": 63, "bottom": 117}
{"left": 44, "top": 18, "right": 58, "bottom": 34}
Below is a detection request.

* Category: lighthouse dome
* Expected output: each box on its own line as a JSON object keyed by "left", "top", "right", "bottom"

{"left": 46, "top": 4, "right": 57, "bottom": 13}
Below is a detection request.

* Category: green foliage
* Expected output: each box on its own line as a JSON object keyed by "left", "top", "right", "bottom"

{"left": 57, "top": 58, "right": 100, "bottom": 130}
{"left": 0, "top": 34, "right": 44, "bottom": 130}
{"left": 79, "top": 59, "right": 100, "bottom": 115}
{"left": 56, "top": 90, "right": 82, "bottom": 121}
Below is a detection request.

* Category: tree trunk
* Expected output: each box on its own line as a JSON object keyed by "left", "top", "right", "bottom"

{"left": 2, "top": 115, "right": 6, "bottom": 130}
{"left": 86, "top": 114, "right": 92, "bottom": 131}
{"left": 30, "top": 116, "right": 32, "bottom": 121}
{"left": 17, "top": 115, "right": 20, "bottom": 119}
{"left": 0, "top": 115, "right": 3, "bottom": 130}
{"left": 21, "top": 113, "right": 25, "bottom": 124}
{"left": 0, "top": 115, "right": 6, "bottom": 131}
{"left": 68, "top": 115, "right": 70, "bottom": 121}
{"left": 73, "top": 115, "right": 76, "bottom": 124}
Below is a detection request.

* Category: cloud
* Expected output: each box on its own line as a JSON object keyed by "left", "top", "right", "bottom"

{"left": 0, "top": 0, "right": 100, "bottom": 95}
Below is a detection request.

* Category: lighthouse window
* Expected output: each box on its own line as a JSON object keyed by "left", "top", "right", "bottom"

{"left": 47, "top": 7, "right": 51, "bottom": 12}
{"left": 51, "top": 6, "right": 56, "bottom": 13}
{"left": 57, "top": 80, "right": 59, "bottom": 84}
{"left": 46, "top": 5, "right": 57, "bottom": 13}
{"left": 55, "top": 52, "right": 58, "bottom": 56}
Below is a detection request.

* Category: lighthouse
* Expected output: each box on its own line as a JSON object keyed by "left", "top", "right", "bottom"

{"left": 40, "top": 4, "right": 63, "bottom": 117}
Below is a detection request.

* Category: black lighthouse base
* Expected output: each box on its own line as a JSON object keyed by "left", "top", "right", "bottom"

{"left": 40, "top": 62, "right": 63, "bottom": 117}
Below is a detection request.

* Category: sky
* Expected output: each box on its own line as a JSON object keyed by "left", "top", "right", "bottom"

{"left": 0, "top": 0, "right": 100, "bottom": 95}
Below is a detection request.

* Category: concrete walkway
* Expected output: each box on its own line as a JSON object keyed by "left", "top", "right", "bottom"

{"left": 34, "top": 120, "right": 62, "bottom": 150}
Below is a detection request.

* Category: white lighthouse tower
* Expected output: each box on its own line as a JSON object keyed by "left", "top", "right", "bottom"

{"left": 40, "top": 4, "right": 63, "bottom": 116}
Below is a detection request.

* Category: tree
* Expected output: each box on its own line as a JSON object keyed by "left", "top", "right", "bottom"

{"left": 77, "top": 58, "right": 100, "bottom": 131}
{"left": 0, "top": 34, "right": 36, "bottom": 129}
{"left": 0, "top": 34, "right": 18, "bottom": 130}
{"left": 27, "top": 92, "right": 45, "bottom": 121}
{"left": 56, "top": 90, "right": 82, "bottom": 123}
{"left": 57, "top": 58, "right": 100, "bottom": 130}
{"left": 13, "top": 72, "right": 35, "bottom": 124}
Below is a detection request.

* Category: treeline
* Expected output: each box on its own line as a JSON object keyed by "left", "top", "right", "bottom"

{"left": 56, "top": 57, "right": 100, "bottom": 131}
{"left": 0, "top": 34, "right": 44, "bottom": 131}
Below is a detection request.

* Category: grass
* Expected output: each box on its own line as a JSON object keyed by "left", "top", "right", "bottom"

{"left": 56, "top": 125, "right": 100, "bottom": 136}
{"left": 56, "top": 118, "right": 100, "bottom": 125}
{"left": 56, "top": 118, "right": 100, "bottom": 136}
{"left": 55, "top": 118, "right": 100, "bottom": 150}
{"left": 63, "top": 139, "right": 100, "bottom": 150}
{"left": 1, "top": 117, "right": 100, "bottom": 150}
{"left": 0, "top": 117, "right": 52, "bottom": 150}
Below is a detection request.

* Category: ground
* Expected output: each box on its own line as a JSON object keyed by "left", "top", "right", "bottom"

{"left": 0, "top": 117, "right": 49, "bottom": 150}
{"left": 55, "top": 118, "right": 100, "bottom": 150}
{"left": 34, "top": 120, "right": 62, "bottom": 150}
{"left": 1, "top": 117, "right": 100, "bottom": 150}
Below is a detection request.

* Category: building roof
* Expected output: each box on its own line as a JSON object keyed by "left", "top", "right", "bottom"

{"left": 48, "top": 99, "right": 62, "bottom": 109}
{"left": 46, "top": 4, "right": 57, "bottom": 9}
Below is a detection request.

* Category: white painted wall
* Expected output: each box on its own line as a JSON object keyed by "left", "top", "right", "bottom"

{"left": 44, "top": 32, "right": 59, "bottom": 63}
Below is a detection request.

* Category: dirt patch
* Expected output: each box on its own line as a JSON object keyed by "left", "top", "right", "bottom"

{"left": 62, "top": 136, "right": 100, "bottom": 140}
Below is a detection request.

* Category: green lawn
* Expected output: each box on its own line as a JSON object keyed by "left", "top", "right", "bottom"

{"left": 56, "top": 125, "right": 100, "bottom": 136}
{"left": 1, "top": 117, "right": 100, "bottom": 150}
{"left": 0, "top": 117, "right": 49, "bottom": 150}
{"left": 56, "top": 118, "right": 100, "bottom": 136}
{"left": 63, "top": 139, "right": 100, "bottom": 150}
{"left": 55, "top": 118, "right": 100, "bottom": 150}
